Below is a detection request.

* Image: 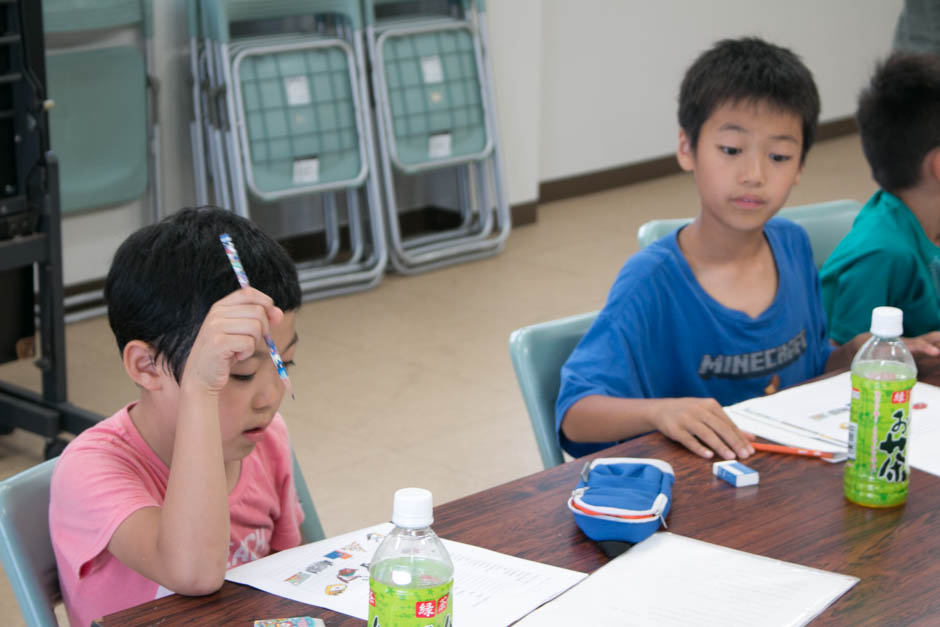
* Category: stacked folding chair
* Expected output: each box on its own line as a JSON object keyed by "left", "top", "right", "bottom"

{"left": 43, "top": 0, "right": 161, "bottom": 319}
{"left": 190, "top": 0, "right": 387, "bottom": 299}
{"left": 364, "top": 0, "right": 510, "bottom": 273}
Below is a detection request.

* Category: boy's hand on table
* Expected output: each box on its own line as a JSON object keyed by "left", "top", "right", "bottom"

{"left": 903, "top": 331, "right": 940, "bottom": 354}
{"left": 183, "top": 287, "right": 284, "bottom": 395}
{"left": 905, "top": 331, "right": 940, "bottom": 375}
{"left": 651, "top": 398, "right": 755, "bottom": 461}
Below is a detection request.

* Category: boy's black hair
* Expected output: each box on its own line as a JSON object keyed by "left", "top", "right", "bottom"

{"left": 678, "top": 37, "right": 820, "bottom": 163}
{"left": 104, "top": 206, "right": 301, "bottom": 383}
{"left": 857, "top": 52, "right": 940, "bottom": 193}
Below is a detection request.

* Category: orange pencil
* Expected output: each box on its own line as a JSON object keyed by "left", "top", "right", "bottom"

{"left": 751, "top": 442, "right": 837, "bottom": 459}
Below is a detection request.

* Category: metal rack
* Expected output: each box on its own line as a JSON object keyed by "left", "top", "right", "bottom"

{"left": 0, "top": 0, "right": 100, "bottom": 459}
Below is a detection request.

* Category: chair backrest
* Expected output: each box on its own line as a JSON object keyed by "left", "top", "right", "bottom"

{"left": 43, "top": 0, "right": 153, "bottom": 214}
{"left": 200, "top": 0, "right": 363, "bottom": 43}
{"left": 42, "top": 0, "right": 148, "bottom": 34}
{"left": 291, "top": 449, "right": 326, "bottom": 543}
{"left": 636, "top": 199, "right": 863, "bottom": 270}
{"left": 0, "top": 457, "right": 60, "bottom": 627}
{"left": 509, "top": 311, "right": 599, "bottom": 469}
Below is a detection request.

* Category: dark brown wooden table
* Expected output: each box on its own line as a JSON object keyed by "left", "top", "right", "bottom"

{"left": 94, "top": 420, "right": 940, "bottom": 626}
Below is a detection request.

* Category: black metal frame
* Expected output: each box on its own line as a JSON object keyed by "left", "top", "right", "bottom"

{"left": 0, "top": 154, "right": 101, "bottom": 441}
{"left": 0, "top": 0, "right": 101, "bottom": 456}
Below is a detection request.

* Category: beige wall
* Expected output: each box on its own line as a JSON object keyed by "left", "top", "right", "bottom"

{"left": 59, "top": 0, "right": 902, "bottom": 285}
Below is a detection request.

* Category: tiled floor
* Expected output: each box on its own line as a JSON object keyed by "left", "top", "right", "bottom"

{"left": 0, "top": 134, "right": 877, "bottom": 625}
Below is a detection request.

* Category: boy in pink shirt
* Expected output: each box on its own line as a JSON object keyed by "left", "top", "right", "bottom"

{"left": 49, "top": 207, "right": 305, "bottom": 626}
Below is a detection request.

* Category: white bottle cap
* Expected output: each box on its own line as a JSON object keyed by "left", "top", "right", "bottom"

{"left": 870, "top": 306, "right": 903, "bottom": 337}
{"left": 392, "top": 487, "right": 433, "bottom": 529}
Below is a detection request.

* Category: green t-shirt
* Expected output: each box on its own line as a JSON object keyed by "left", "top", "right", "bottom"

{"left": 820, "top": 190, "right": 940, "bottom": 344}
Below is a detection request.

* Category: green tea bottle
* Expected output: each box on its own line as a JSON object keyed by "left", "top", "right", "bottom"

{"left": 368, "top": 488, "right": 454, "bottom": 627}
{"left": 844, "top": 306, "right": 916, "bottom": 507}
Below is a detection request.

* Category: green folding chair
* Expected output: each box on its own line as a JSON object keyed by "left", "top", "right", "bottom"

{"left": 0, "top": 458, "right": 60, "bottom": 626}
{"left": 291, "top": 449, "right": 326, "bottom": 543}
{"left": 0, "top": 450, "right": 323, "bottom": 626}
{"left": 509, "top": 311, "right": 599, "bottom": 469}
{"left": 636, "top": 199, "right": 863, "bottom": 270}
{"left": 43, "top": 0, "right": 160, "bottom": 218}
{"left": 365, "top": 0, "right": 511, "bottom": 274}
{"left": 194, "top": 0, "right": 388, "bottom": 300}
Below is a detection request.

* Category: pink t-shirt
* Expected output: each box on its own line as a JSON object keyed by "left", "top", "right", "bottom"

{"left": 49, "top": 404, "right": 303, "bottom": 627}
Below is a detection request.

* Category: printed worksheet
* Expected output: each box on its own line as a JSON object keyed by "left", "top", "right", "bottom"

{"left": 225, "top": 522, "right": 587, "bottom": 625}
{"left": 725, "top": 372, "right": 940, "bottom": 476}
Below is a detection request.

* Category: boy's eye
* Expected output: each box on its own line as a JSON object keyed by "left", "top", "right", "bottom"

{"left": 283, "top": 360, "right": 296, "bottom": 369}
{"left": 769, "top": 153, "right": 792, "bottom": 163}
{"left": 230, "top": 372, "right": 255, "bottom": 382}
{"left": 719, "top": 145, "right": 740, "bottom": 155}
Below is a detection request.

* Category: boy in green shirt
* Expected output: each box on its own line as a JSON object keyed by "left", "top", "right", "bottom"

{"left": 821, "top": 53, "right": 940, "bottom": 343}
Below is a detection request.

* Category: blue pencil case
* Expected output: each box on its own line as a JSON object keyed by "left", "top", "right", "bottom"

{"left": 567, "top": 457, "right": 674, "bottom": 544}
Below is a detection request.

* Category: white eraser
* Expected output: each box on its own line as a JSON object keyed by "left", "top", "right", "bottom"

{"left": 712, "top": 460, "right": 759, "bottom": 487}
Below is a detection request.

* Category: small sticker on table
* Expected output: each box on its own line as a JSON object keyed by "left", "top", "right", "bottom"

{"left": 285, "top": 75, "right": 312, "bottom": 106}
{"left": 421, "top": 55, "right": 444, "bottom": 83}
{"left": 428, "top": 132, "right": 452, "bottom": 159}
{"left": 254, "top": 618, "right": 324, "bottom": 627}
{"left": 292, "top": 157, "right": 320, "bottom": 184}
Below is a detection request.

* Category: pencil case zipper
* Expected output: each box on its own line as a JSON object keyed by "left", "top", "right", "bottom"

{"left": 567, "top": 490, "right": 669, "bottom": 527}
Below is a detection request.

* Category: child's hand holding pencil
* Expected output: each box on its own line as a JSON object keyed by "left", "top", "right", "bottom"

{"left": 220, "top": 233, "right": 295, "bottom": 399}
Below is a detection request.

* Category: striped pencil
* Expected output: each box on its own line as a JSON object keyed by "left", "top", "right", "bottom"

{"left": 219, "top": 233, "right": 294, "bottom": 400}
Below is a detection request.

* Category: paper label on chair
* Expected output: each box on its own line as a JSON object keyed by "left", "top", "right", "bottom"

{"left": 428, "top": 133, "right": 452, "bottom": 159}
{"left": 285, "top": 76, "right": 312, "bottom": 106}
{"left": 421, "top": 55, "right": 444, "bottom": 84}
{"left": 292, "top": 157, "right": 320, "bottom": 184}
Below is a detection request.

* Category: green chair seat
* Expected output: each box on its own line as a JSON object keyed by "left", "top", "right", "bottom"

{"left": 46, "top": 46, "right": 148, "bottom": 213}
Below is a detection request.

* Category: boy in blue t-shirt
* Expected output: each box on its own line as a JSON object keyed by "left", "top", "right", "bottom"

{"left": 820, "top": 53, "right": 940, "bottom": 343}
{"left": 556, "top": 38, "right": 940, "bottom": 461}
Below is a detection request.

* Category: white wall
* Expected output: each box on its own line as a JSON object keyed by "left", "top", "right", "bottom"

{"left": 58, "top": 0, "right": 902, "bottom": 286}
{"left": 484, "top": 0, "right": 543, "bottom": 208}
{"left": 537, "top": 0, "right": 903, "bottom": 182}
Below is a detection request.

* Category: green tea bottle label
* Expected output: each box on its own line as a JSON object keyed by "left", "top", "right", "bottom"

{"left": 844, "top": 372, "right": 914, "bottom": 507}
{"left": 368, "top": 578, "right": 453, "bottom": 627}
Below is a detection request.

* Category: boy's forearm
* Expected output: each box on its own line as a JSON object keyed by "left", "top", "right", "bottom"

{"left": 158, "top": 385, "right": 230, "bottom": 593}
{"left": 561, "top": 395, "right": 656, "bottom": 443}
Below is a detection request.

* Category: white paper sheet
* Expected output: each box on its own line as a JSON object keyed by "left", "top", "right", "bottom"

{"left": 725, "top": 372, "right": 940, "bottom": 476}
{"left": 225, "top": 522, "right": 587, "bottom": 626}
{"left": 515, "top": 532, "right": 858, "bottom": 627}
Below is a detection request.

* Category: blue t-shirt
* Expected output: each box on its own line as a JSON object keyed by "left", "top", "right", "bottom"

{"left": 555, "top": 218, "right": 834, "bottom": 458}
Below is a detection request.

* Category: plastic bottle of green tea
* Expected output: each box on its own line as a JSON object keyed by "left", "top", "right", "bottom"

{"left": 844, "top": 306, "right": 916, "bottom": 507}
{"left": 368, "top": 488, "right": 454, "bottom": 626}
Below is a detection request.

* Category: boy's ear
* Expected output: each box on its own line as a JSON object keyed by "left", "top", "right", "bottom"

{"left": 123, "top": 341, "right": 169, "bottom": 391}
{"left": 676, "top": 129, "right": 695, "bottom": 172}
{"left": 928, "top": 147, "right": 940, "bottom": 185}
